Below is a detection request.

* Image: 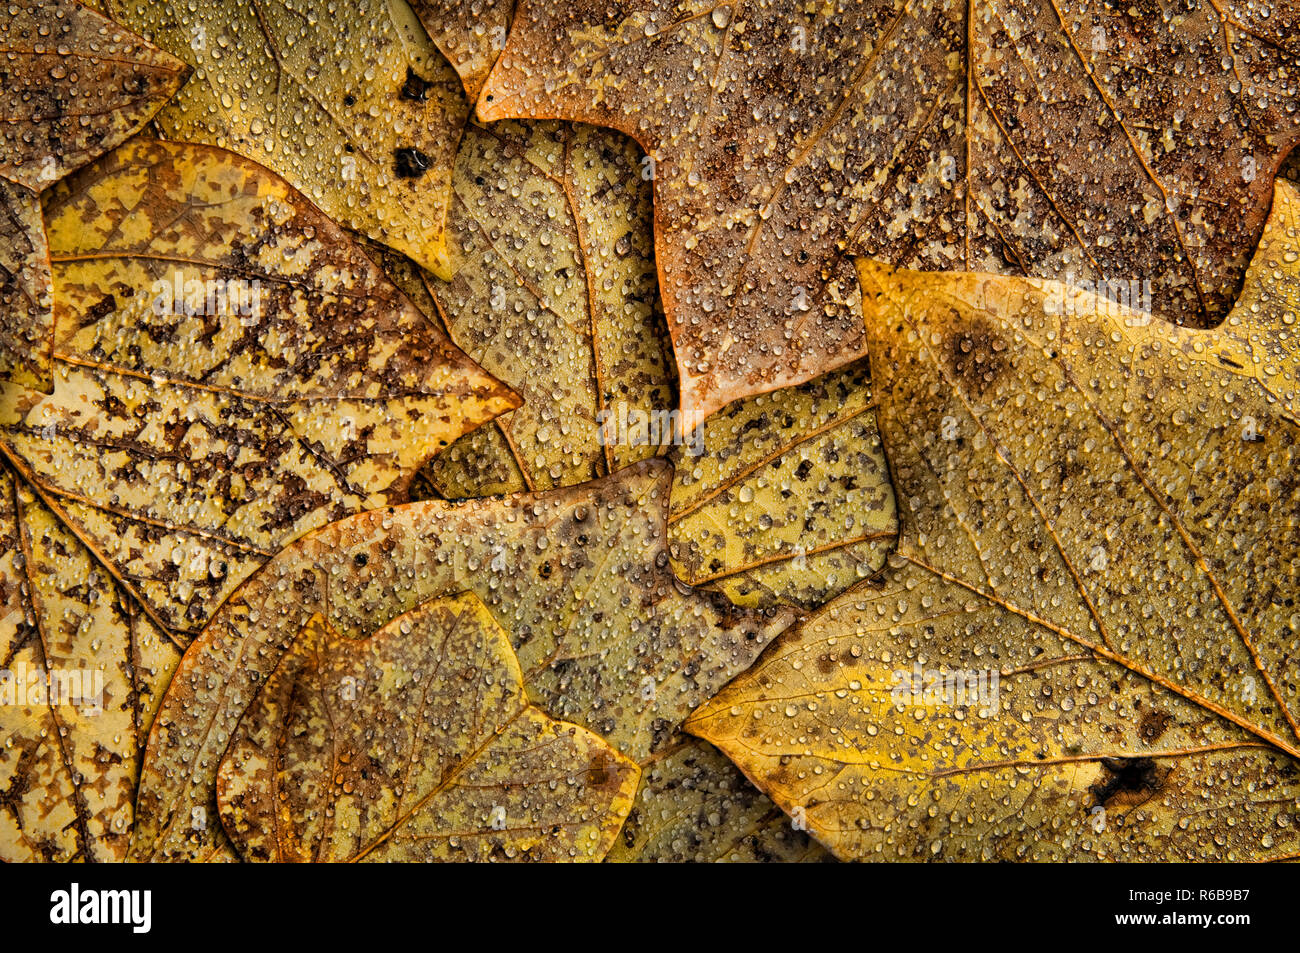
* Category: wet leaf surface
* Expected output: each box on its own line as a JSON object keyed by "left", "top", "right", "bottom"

{"left": 690, "top": 179, "right": 1300, "bottom": 862}
{"left": 0, "top": 0, "right": 187, "bottom": 390}
{"left": 0, "top": 461, "right": 179, "bottom": 862}
{"left": 217, "top": 592, "right": 639, "bottom": 862}
{"left": 108, "top": 0, "right": 470, "bottom": 278}
{"left": 412, "top": 0, "right": 515, "bottom": 102}
{"left": 480, "top": 0, "right": 1300, "bottom": 422}
{"left": 606, "top": 737, "right": 831, "bottom": 862}
{"left": 0, "top": 138, "right": 517, "bottom": 636}
{"left": 134, "top": 459, "right": 794, "bottom": 860}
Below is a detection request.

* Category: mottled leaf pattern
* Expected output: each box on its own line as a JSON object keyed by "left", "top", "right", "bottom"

{"left": 217, "top": 593, "right": 639, "bottom": 862}
{"left": 0, "top": 138, "right": 516, "bottom": 635}
{"left": 481, "top": 0, "right": 1300, "bottom": 421}
{"left": 690, "top": 180, "right": 1300, "bottom": 861}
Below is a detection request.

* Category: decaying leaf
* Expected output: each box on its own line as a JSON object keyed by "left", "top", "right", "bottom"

{"left": 0, "top": 461, "right": 180, "bottom": 862}
{"left": 480, "top": 0, "right": 1300, "bottom": 422}
{"left": 668, "top": 359, "right": 896, "bottom": 609}
{"left": 385, "top": 117, "right": 894, "bottom": 611}
{"left": 0, "top": 138, "right": 517, "bottom": 636}
{"left": 134, "top": 459, "right": 794, "bottom": 860}
{"left": 0, "top": 0, "right": 187, "bottom": 390}
{"left": 411, "top": 0, "right": 515, "bottom": 102}
{"left": 413, "top": 119, "right": 675, "bottom": 497}
{"left": 606, "top": 738, "right": 831, "bottom": 862}
{"left": 689, "top": 179, "right": 1300, "bottom": 861}
{"left": 108, "top": 0, "right": 469, "bottom": 278}
{"left": 217, "top": 593, "right": 639, "bottom": 862}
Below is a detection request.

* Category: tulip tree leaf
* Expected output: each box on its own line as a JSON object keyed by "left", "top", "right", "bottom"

{"left": 0, "top": 461, "right": 180, "bottom": 862}
{"left": 0, "top": 0, "right": 188, "bottom": 390}
{"left": 689, "top": 179, "right": 1300, "bottom": 861}
{"left": 217, "top": 593, "right": 640, "bottom": 862}
{"left": 0, "top": 138, "right": 518, "bottom": 636}
{"left": 480, "top": 0, "right": 1300, "bottom": 422}
{"left": 133, "top": 459, "right": 795, "bottom": 861}
{"left": 108, "top": 0, "right": 469, "bottom": 278}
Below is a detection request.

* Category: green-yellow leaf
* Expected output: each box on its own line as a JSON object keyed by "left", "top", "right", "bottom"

{"left": 108, "top": 0, "right": 468, "bottom": 278}
{"left": 134, "top": 459, "right": 795, "bottom": 861}
{"left": 690, "top": 179, "right": 1300, "bottom": 862}
{"left": 217, "top": 593, "right": 639, "bottom": 862}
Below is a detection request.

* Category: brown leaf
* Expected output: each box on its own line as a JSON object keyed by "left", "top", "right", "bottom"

{"left": 479, "top": 0, "right": 1300, "bottom": 422}
{"left": 411, "top": 0, "right": 515, "bottom": 102}
{"left": 134, "top": 459, "right": 795, "bottom": 860}
{"left": 217, "top": 594, "right": 640, "bottom": 862}
{"left": 0, "top": 0, "right": 188, "bottom": 390}
{"left": 0, "top": 138, "right": 518, "bottom": 636}
{"left": 689, "top": 179, "right": 1300, "bottom": 861}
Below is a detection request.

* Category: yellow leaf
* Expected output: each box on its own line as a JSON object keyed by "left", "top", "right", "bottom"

{"left": 668, "top": 359, "right": 897, "bottom": 608}
{"left": 134, "top": 459, "right": 795, "bottom": 860}
{"left": 605, "top": 739, "right": 832, "bottom": 863}
{"left": 0, "top": 138, "right": 517, "bottom": 636}
{"left": 689, "top": 179, "right": 1300, "bottom": 862}
{"left": 375, "top": 118, "right": 897, "bottom": 611}
{"left": 0, "top": 0, "right": 188, "bottom": 390}
{"left": 410, "top": 0, "right": 514, "bottom": 102}
{"left": 108, "top": 0, "right": 468, "bottom": 278}
{"left": 479, "top": 0, "right": 1300, "bottom": 423}
{"left": 217, "top": 593, "right": 639, "bottom": 862}
{"left": 0, "top": 462, "right": 180, "bottom": 862}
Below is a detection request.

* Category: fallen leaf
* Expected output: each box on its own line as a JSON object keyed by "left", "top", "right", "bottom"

{"left": 382, "top": 117, "right": 895, "bottom": 610}
{"left": 217, "top": 593, "right": 639, "bottom": 862}
{"left": 413, "top": 119, "right": 675, "bottom": 497}
{"left": 668, "top": 358, "right": 897, "bottom": 608}
{"left": 479, "top": 0, "right": 1300, "bottom": 422}
{"left": 689, "top": 179, "right": 1300, "bottom": 861}
{"left": 0, "top": 461, "right": 180, "bottom": 862}
{"left": 606, "top": 738, "right": 831, "bottom": 862}
{"left": 0, "top": 138, "right": 517, "bottom": 636}
{"left": 0, "top": 0, "right": 188, "bottom": 390}
{"left": 108, "top": 0, "right": 469, "bottom": 278}
{"left": 134, "top": 459, "right": 794, "bottom": 860}
{"left": 411, "top": 0, "right": 514, "bottom": 102}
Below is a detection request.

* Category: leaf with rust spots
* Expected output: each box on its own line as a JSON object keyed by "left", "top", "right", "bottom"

{"left": 405, "top": 120, "right": 676, "bottom": 497}
{"left": 667, "top": 359, "right": 897, "bottom": 609}
{"left": 605, "top": 738, "right": 831, "bottom": 862}
{"left": 0, "top": 0, "right": 188, "bottom": 391}
{"left": 108, "top": 0, "right": 469, "bottom": 279}
{"left": 479, "top": 0, "right": 1300, "bottom": 423}
{"left": 0, "top": 138, "right": 518, "bottom": 638}
{"left": 372, "top": 117, "right": 895, "bottom": 612}
{"left": 411, "top": 0, "right": 515, "bottom": 102}
{"left": 134, "top": 459, "right": 795, "bottom": 861}
{"left": 0, "top": 461, "right": 181, "bottom": 862}
{"left": 217, "top": 594, "right": 639, "bottom": 862}
{"left": 689, "top": 180, "right": 1300, "bottom": 861}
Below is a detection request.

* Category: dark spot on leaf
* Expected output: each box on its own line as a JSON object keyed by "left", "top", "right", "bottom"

{"left": 394, "top": 147, "right": 431, "bottom": 179}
